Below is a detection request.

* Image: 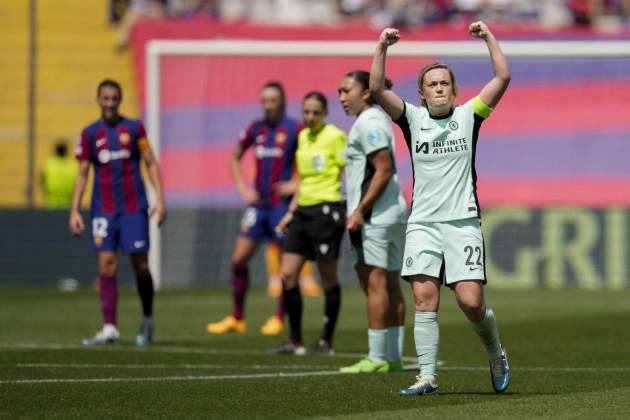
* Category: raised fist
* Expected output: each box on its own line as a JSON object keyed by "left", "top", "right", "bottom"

{"left": 468, "top": 21, "right": 491, "bottom": 40}
{"left": 379, "top": 28, "right": 400, "bottom": 47}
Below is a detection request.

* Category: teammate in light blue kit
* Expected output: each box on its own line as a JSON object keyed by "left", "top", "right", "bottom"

{"left": 338, "top": 70, "right": 407, "bottom": 373}
{"left": 370, "top": 21, "right": 512, "bottom": 395}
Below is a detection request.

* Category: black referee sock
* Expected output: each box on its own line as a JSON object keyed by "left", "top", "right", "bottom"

{"left": 136, "top": 272, "right": 154, "bottom": 317}
{"left": 284, "top": 286, "right": 303, "bottom": 344}
{"left": 322, "top": 285, "right": 341, "bottom": 344}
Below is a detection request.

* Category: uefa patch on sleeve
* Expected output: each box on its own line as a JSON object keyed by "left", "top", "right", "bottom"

{"left": 367, "top": 130, "right": 381, "bottom": 146}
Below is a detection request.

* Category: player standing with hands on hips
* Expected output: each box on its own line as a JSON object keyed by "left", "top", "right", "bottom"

{"left": 69, "top": 79, "right": 166, "bottom": 347}
{"left": 370, "top": 22, "right": 511, "bottom": 395}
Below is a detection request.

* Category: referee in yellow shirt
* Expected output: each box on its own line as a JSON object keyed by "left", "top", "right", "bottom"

{"left": 271, "top": 91, "right": 347, "bottom": 355}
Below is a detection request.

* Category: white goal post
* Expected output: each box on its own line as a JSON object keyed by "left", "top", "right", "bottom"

{"left": 145, "top": 39, "right": 630, "bottom": 289}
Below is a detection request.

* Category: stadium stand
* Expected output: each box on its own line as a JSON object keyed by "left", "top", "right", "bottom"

{"left": 0, "top": 1, "right": 138, "bottom": 208}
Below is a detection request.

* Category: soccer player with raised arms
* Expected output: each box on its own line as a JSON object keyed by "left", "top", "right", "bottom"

{"left": 69, "top": 79, "right": 166, "bottom": 346}
{"left": 369, "top": 21, "right": 512, "bottom": 395}
{"left": 337, "top": 70, "right": 407, "bottom": 373}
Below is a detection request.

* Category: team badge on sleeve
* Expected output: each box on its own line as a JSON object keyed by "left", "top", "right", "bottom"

{"left": 367, "top": 130, "right": 381, "bottom": 146}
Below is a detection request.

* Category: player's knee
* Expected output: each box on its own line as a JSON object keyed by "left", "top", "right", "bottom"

{"left": 134, "top": 264, "right": 150, "bottom": 277}
{"left": 280, "top": 270, "right": 298, "bottom": 289}
{"left": 413, "top": 294, "right": 438, "bottom": 312}
{"left": 367, "top": 277, "right": 387, "bottom": 296}
{"left": 99, "top": 259, "right": 117, "bottom": 277}
{"left": 231, "top": 257, "right": 248, "bottom": 271}
{"left": 458, "top": 296, "right": 483, "bottom": 319}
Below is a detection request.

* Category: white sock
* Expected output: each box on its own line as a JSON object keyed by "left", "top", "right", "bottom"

{"left": 368, "top": 329, "right": 387, "bottom": 362}
{"left": 470, "top": 305, "right": 502, "bottom": 360}
{"left": 385, "top": 326, "right": 405, "bottom": 361}
{"left": 414, "top": 311, "right": 439, "bottom": 379}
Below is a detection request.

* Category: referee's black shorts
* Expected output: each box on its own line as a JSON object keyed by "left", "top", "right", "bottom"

{"left": 282, "top": 202, "right": 346, "bottom": 261}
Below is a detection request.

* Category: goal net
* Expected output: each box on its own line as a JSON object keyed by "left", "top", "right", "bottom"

{"left": 146, "top": 40, "right": 630, "bottom": 289}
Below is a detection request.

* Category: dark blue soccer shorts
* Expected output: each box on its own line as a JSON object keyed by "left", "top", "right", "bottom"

{"left": 238, "top": 203, "right": 289, "bottom": 243}
{"left": 89, "top": 212, "right": 150, "bottom": 253}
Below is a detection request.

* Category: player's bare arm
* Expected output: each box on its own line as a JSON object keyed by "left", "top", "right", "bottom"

{"left": 141, "top": 148, "right": 167, "bottom": 226}
{"left": 68, "top": 160, "right": 90, "bottom": 236}
{"left": 369, "top": 28, "right": 405, "bottom": 121}
{"left": 346, "top": 149, "right": 393, "bottom": 231}
{"left": 469, "top": 21, "right": 511, "bottom": 108}
{"left": 230, "top": 144, "right": 261, "bottom": 205}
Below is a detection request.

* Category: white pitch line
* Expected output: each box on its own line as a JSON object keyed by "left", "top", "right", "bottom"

{"left": 14, "top": 363, "right": 336, "bottom": 370}
{"left": 0, "top": 370, "right": 340, "bottom": 385}
{"left": 3, "top": 365, "right": 630, "bottom": 386}
{"left": 0, "top": 342, "right": 417, "bottom": 362}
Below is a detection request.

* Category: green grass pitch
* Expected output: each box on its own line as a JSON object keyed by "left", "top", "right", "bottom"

{"left": 1, "top": 285, "right": 629, "bottom": 419}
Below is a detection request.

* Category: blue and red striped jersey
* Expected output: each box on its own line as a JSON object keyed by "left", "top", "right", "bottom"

{"left": 238, "top": 116, "right": 302, "bottom": 207}
{"left": 76, "top": 117, "right": 151, "bottom": 214}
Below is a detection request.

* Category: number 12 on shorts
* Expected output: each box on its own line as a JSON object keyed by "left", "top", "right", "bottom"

{"left": 464, "top": 245, "right": 483, "bottom": 270}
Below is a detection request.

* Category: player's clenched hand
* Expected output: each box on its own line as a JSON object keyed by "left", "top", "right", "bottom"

{"left": 273, "top": 180, "right": 297, "bottom": 198}
{"left": 379, "top": 28, "right": 400, "bottom": 47}
{"left": 346, "top": 210, "right": 364, "bottom": 232}
{"left": 468, "top": 21, "right": 491, "bottom": 40}
{"left": 151, "top": 201, "right": 167, "bottom": 227}
{"left": 275, "top": 211, "right": 294, "bottom": 234}
{"left": 69, "top": 211, "right": 85, "bottom": 236}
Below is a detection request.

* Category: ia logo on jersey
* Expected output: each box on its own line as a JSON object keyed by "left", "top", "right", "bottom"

{"left": 448, "top": 121, "right": 459, "bottom": 130}
{"left": 415, "top": 141, "right": 429, "bottom": 154}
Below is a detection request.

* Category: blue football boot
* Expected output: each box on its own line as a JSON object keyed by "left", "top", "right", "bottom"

{"left": 135, "top": 318, "right": 154, "bottom": 347}
{"left": 490, "top": 347, "right": 511, "bottom": 393}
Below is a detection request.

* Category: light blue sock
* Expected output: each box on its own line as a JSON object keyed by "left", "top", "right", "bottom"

{"left": 470, "top": 305, "right": 502, "bottom": 360}
{"left": 385, "top": 326, "right": 404, "bottom": 361}
{"left": 414, "top": 312, "right": 439, "bottom": 379}
{"left": 368, "top": 329, "right": 387, "bottom": 362}
{"left": 398, "top": 326, "right": 405, "bottom": 359}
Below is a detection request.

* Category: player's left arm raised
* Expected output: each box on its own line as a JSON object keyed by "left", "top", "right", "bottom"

{"left": 469, "top": 21, "right": 511, "bottom": 108}
{"left": 141, "top": 146, "right": 167, "bottom": 226}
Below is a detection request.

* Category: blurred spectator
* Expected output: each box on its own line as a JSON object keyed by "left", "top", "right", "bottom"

{"left": 168, "top": 0, "right": 220, "bottom": 18}
{"left": 115, "top": 0, "right": 630, "bottom": 38}
{"left": 109, "top": 0, "right": 131, "bottom": 24}
{"left": 116, "top": 0, "right": 166, "bottom": 51}
{"left": 41, "top": 140, "right": 78, "bottom": 209}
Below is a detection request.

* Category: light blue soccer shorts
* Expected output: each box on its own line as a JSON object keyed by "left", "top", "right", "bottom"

{"left": 400, "top": 218, "right": 486, "bottom": 285}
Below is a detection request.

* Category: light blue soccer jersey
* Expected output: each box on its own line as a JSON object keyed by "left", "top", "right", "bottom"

{"left": 395, "top": 96, "right": 492, "bottom": 223}
{"left": 345, "top": 107, "right": 406, "bottom": 225}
